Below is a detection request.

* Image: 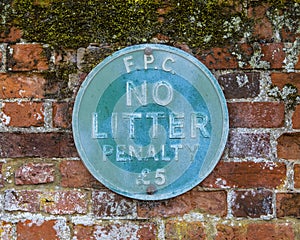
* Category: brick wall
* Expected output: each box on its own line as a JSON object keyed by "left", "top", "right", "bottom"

{"left": 0, "top": 1, "right": 300, "bottom": 240}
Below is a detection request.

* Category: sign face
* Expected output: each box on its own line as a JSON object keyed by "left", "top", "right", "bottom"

{"left": 72, "top": 44, "right": 228, "bottom": 200}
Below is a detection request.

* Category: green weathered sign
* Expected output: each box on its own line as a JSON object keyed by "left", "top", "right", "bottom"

{"left": 72, "top": 44, "right": 228, "bottom": 200}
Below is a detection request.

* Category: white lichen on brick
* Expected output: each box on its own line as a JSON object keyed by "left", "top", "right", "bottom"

{"left": 0, "top": 105, "right": 11, "bottom": 127}
{"left": 53, "top": 219, "right": 70, "bottom": 240}
{"left": 284, "top": 39, "right": 300, "bottom": 72}
{"left": 248, "top": 42, "right": 270, "bottom": 69}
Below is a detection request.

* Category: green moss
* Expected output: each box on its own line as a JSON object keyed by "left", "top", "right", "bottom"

{"left": 7, "top": 0, "right": 248, "bottom": 49}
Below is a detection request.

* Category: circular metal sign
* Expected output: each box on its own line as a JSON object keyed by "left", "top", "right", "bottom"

{"left": 73, "top": 44, "right": 228, "bottom": 200}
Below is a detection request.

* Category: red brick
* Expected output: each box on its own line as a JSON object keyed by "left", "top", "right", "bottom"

{"left": 231, "top": 189, "right": 273, "bottom": 218}
{"left": 216, "top": 224, "right": 246, "bottom": 240}
{"left": 295, "top": 53, "right": 300, "bottom": 70}
{"left": 228, "top": 102, "right": 285, "bottom": 128}
{"left": 0, "top": 132, "right": 78, "bottom": 158}
{"left": 246, "top": 223, "right": 294, "bottom": 240}
{"left": 197, "top": 47, "right": 238, "bottom": 69}
{"left": 248, "top": 4, "right": 273, "bottom": 41}
{"left": 294, "top": 164, "right": 300, "bottom": 188}
{"left": 17, "top": 220, "right": 59, "bottom": 240}
{"left": 60, "top": 160, "right": 102, "bottom": 188}
{"left": 9, "top": 44, "right": 49, "bottom": 71}
{"left": 271, "top": 72, "right": 300, "bottom": 90}
{"left": 228, "top": 132, "right": 271, "bottom": 158}
{"left": 92, "top": 190, "right": 136, "bottom": 218}
{"left": 53, "top": 102, "right": 73, "bottom": 128}
{"left": 0, "top": 27, "right": 22, "bottom": 43}
{"left": 261, "top": 43, "right": 285, "bottom": 69}
{"left": 73, "top": 222, "right": 157, "bottom": 240}
{"left": 216, "top": 223, "right": 295, "bottom": 240}
{"left": 4, "top": 190, "right": 40, "bottom": 212}
{"left": 218, "top": 72, "right": 260, "bottom": 99}
{"left": 40, "top": 190, "right": 88, "bottom": 214}
{"left": 277, "top": 132, "right": 300, "bottom": 160}
{"left": 276, "top": 193, "right": 300, "bottom": 218}
{"left": 1, "top": 102, "right": 44, "bottom": 127}
{"left": 201, "top": 161, "right": 286, "bottom": 189}
{"left": 138, "top": 189, "right": 227, "bottom": 218}
{"left": 15, "top": 162, "right": 55, "bottom": 185}
{"left": 0, "top": 73, "right": 46, "bottom": 98}
{"left": 0, "top": 163, "right": 3, "bottom": 187}
{"left": 165, "top": 221, "right": 206, "bottom": 240}
{"left": 0, "top": 221, "right": 14, "bottom": 239}
{"left": 292, "top": 105, "right": 300, "bottom": 129}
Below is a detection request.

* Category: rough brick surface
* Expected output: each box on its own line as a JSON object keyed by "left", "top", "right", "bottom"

{"left": 53, "top": 101, "right": 73, "bottom": 128}
{"left": 15, "top": 162, "right": 55, "bottom": 185}
{"left": 0, "top": 73, "right": 46, "bottom": 98}
{"left": 218, "top": 72, "right": 260, "bottom": 99}
{"left": 60, "top": 160, "right": 102, "bottom": 188}
{"left": 271, "top": 72, "right": 300, "bottom": 90}
{"left": 17, "top": 220, "right": 60, "bottom": 240}
{"left": 231, "top": 189, "right": 273, "bottom": 218}
{"left": 228, "top": 132, "right": 271, "bottom": 158}
{"left": 73, "top": 222, "right": 157, "bottom": 240}
{"left": 277, "top": 132, "right": 300, "bottom": 160}
{"left": 0, "top": 27, "right": 22, "bottom": 42}
{"left": 40, "top": 191, "right": 88, "bottom": 214}
{"left": 276, "top": 193, "right": 300, "bottom": 218}
{"left": 261, "top": 43, "right": 285, "bottom": 69}
{"left": 92, "top": 190, "right": 136, "bottom": 218}
{"left": 4, "top": 190, "right": 40, "bottom": 212}
{"left": 0, "top": 163, "right": 3, "bottom": 187}
{"left": 201, "top": 161, "right": 286, "bottom": 189}
{"left": 138, "top": 189, "right": 227, "bottom": 218}
{"left": 165, "top": 221, "right": 206, "bottom": 240}
{"left": 1, "top": 102, "right": 44, "bottom": 127}
{"left": 197, "top": 47, "right": 238, "bottom": 69}
{"left": 228, "top": 102, "right": 285, "bottom": 128}
{"left": 0, "top": 132, "right": 78, "bottom": 158}
{"left": 292, "top": 105, "right": 300, "bottom": 129}
{"left": 216, "top": 223, "right": 295, "bottom": 240}
{"left": 8, "top": 44, "right": 49, "bottom": 71}
{"left": 294, "top": 164, "right": 300, "bottom": 188}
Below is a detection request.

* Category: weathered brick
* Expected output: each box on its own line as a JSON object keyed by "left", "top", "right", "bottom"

{"left": 8, "top": 44, "right": 49, "bottom": 71}
{"left": 216, "top": 223, "right": 295, "bottom": 240}
{"left": 40, "top": 190, "right": 88, "bottom": 214}
{"left": 294, "top": 164, "right": 300, "bottom": 188}
{"left": 1, "top": 102, "right": 44, "bottom": 127}
{"left": 247, "top": 223, "right": 294, "bottom": 240}
{"left": 276, "top": 193, "right": 300, "bottom": 218}
{"left": 4, "top": 190, "right": 40, "bottom": 212}
{"left": 292, "top": 104, "right": 300, "bottom": 129}
{"left": 0, "top": 132, "right": 78, "bottom": 158}
{"left": 271, "top": 72, "right": 300, "bottom": 90}
{"left": 216, "top": 224, "right": 246, "bottom": 240}
{"left": 0, "top": 73, "right": 46, "bottom": 98}
{"left": 248, "top": 4, "right": 273, "bottom": 41}
{"left": 197, "top": 47, "right": 238, "bottom": 69}
{"left": 231, "top": 189, "right": 273, "bottom": 218}
{"left": 92, "top": 190, "right": 136, "bottom": 218}
{"left": 228, "top": 132, "right": 271, "bottom": 158}
{"left": 218, "top": 72, "right": 260, "bottom": 99}
{"left": 0, "top": 221, "right": 14, "bottom": 240}
{"left": 60, "top": 160, "right": 102, "bottom": 188}
{"left": 73, "top": 222, "right": 157, "bottom": 240}
{"left": 53, "top": 102, "right": 73, "bottom": 128}
{"left": 228, "top": 102, "right": 285, "bottom": 128}
{"left": 0, "top": 163, "right": 3, "bottom": 188}
{"left": 277, "top": 132, "right": 300, "bottom": 160}
{"left": 165, "top": 221, "right": 206, "bottom": 240}
{"left": 0, "top": 27, "right": 22, "bottom": 43}
{"left": 201, "top": 161, "right": 286, "bottom": 189}
{"left": 15, "top": 162, "right": 55, "bottom": 185}
{"left": 17, "top": 220, "right": 60, "bottom": 240}
{"left": 138, "top": 189, "right": 227, "bottom": 218}
{"left": 261, "top": 43, "right": 285, "bottom": 69}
